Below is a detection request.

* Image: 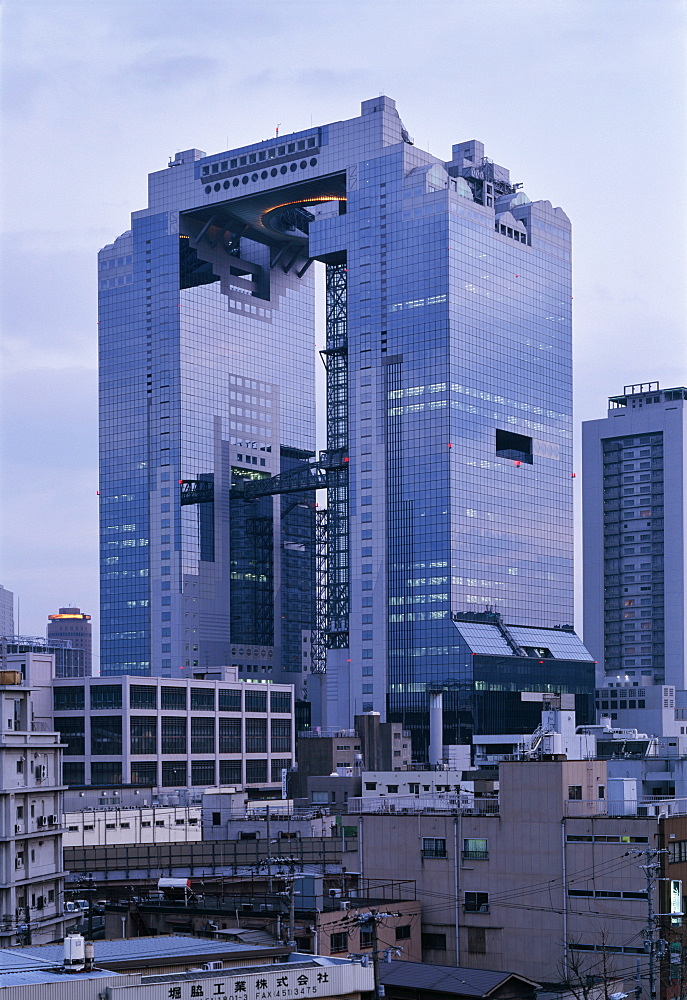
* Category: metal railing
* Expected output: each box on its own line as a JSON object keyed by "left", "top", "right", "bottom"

{"left": 563, "top": 796, "right": 687, "bottom": 818}
{"left": 347, "top": 795, "right": 499, "bottom": 816}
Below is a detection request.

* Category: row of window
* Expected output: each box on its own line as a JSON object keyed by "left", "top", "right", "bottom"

{"left": 421, "top": 837, "right": 488, "bottom": 859}
{"left": 54, "top": 684, "right": 291, "bottom": 713}
{"left": 203, "top": 158, "right": 318, "bottom": 194}
{"left": 330, "top": 924, "right": 412, "bottom": 953}
{"left": 63, "top": 758, "right": 291, "bottom": 787}
{"left": 69, "top": 816, "right": 199, "bottom": 832}
{"left": 56, "top": 716, "right": 292, "bottom": 756}
{"left": 200, "top": 136, "right": 317, "bottom": 175}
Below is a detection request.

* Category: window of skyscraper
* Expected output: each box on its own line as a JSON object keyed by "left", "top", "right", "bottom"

{"left": 161, "top": 686, "right": 186, "bottom": 710}
{"left": 161, "top": 717, "right": 186, "bottom": 754}
{"left": 271, "top": 720, "right": 292, "bottom": 752}
{"left": 190, "top": 687, "right": 215, "bottom": 711}
{"left": 54, "top": 717, "right": 85, "bottom": 755}
{"left": 131, "top": 762, "right": 157, "bottom": 785}
{"left": 91, "top": 762, "right": 122, "bottom": 785}
{"left": 219, "top": 689, "right": 242, "bottom": 712}
{"left": 130, "top": 717, "right": 157, "bottom": 755}
{"left": 91, "top": 718, "right": 122, "bottom": 755}
{"left": 54, "top": 686, "right": 84, "bottom": 711}
{"left": 162, "top": 762, "right": 187, "bottom": 787}
{"left": 90, "top": 685, "right": 122, "bottom": 710}
{"left": 130, "top": 684, "right": 157, "bottom": 709}
{"left": 270, "top": 691, "right": 291, "bottom": 713}
{"left": 245, "top": 761, "right": 267, "bottom": 784}
{"left": 245, "top": 690, "right": 267, "bottom": 713}
{"left": 219, "top": 760, "right": 242, "bottom": 784}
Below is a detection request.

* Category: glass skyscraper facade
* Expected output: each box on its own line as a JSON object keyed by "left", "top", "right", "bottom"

{"left": 100, "top": 97, "right": 574, "bottom": 744}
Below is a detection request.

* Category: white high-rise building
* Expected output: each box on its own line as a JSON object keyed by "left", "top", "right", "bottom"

{"left": 583, "top": 383, "right": 687, "bottom": 725}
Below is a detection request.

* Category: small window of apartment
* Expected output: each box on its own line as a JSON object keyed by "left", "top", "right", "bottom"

{"left": 422, "top": 932, "right": 446, "bottom": 950}
{"left": 463, "top": 838, "right": 488, "bottom": 860}
{"left": 360, "top": 926, "right": 374, "bottom": 948}
{"left": 464, "top": 891, "right": 489, "bottom": 913}
{"left": 395, "top": 925, "right": 411, "bottom": 940}
{"left": 422, "top": 837, "right": 447, "bottom": 859}
{"left": 568, "top": 785, "right": 583, "bottom": 800}
{"left": 330, "top": 932, "right": 348, "bottom": 953}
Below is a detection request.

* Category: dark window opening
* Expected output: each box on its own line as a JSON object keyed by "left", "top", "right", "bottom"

{"left": 422, "top": 932, "right": 447, "bottom": 950}
{"left": 496, "top": 428, "right": 533, "bottom": 464}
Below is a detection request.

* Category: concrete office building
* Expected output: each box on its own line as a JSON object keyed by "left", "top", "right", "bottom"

{"left": 51, "top": 673, "right": 295, "bottom": 793}
{"left": 0, "top": 586, "right": 14, "bottom": 636}
{"left": 99, "top": 97, "right": 573, "bottom": 748}
{"left": 583, "top": 383, "right": 687, "bottom": 730}
{"left": 47, "top": 608, "right": 93, "bottom": 676}
{"left": 350, "top": 759, "right": 657, "bottom": 984}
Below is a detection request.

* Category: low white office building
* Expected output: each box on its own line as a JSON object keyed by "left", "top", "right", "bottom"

{"left": 63, "top": 804, "right": 202, "bottom": 847}
{"left": 51, "top": 673, "right": 295, "bottom": 793}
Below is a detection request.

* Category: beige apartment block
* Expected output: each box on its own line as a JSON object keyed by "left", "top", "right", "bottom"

{"left": 352, "top": 759, "right": 659, "bottom": 984}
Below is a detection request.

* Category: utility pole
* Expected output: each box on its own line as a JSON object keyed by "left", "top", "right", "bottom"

{"left": 632, "top": 848, "right": 668, "bottom": 1000}
{"left": 346, "top": 909, "right": 401, "bottom": 999}
{"left": 257, "top": 855, "right": 299, "bottom": 947}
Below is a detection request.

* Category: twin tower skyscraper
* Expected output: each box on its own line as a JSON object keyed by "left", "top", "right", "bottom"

{"left": 98, "top": 97, "right": 575, "bottom": 751}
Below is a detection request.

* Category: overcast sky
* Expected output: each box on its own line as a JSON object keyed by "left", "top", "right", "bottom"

{"left": 1, "top": 0, "right": 685, "bottom": 670}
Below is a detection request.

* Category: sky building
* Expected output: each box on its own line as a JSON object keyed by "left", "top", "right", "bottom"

{"left": 583, "top": 383, "right": 687, "bottom": 711}
{"left": 99, "top": 97, "right": 574, "bottom": 748}
{"left": 46, "top": 607, "right": 92, "bottom": 676}
{"left": 0, "top": 586, "right": 14, "bottom": 636}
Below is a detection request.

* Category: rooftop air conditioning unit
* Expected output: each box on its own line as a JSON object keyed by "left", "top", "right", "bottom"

{"left": 329, "top": 889, "right": 342, "bottom": 898}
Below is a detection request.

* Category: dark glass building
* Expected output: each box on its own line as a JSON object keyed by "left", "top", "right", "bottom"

{"left": 423, "top": 612, "right": 595, "bottom": 752}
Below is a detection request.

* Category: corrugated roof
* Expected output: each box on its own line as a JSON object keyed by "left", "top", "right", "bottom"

{"left": 15, "top": 934, "right": 272, "bottom": 968}
{"left": 143, "top": 961, "right": 319, "bottom": 984}
{"left": 379, "top": 960, "right": 538, "bottom": 996}
{"left": 0, "top": 948, "right": 56, "bottom": 973}
{"left": 0, "top": 968, "right": 118, "bottom": 987}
